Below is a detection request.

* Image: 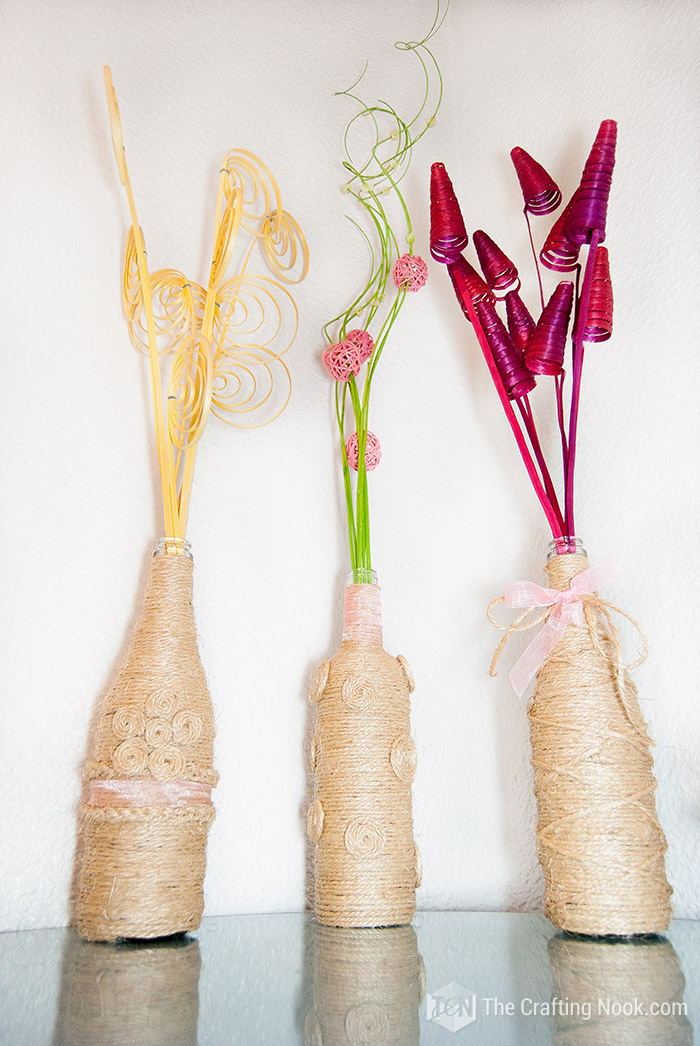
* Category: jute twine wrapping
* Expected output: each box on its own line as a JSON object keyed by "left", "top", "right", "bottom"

{"left": 76, "top": 552, "right": 217, "bottom": 941}
{"left": 529, "top": 552, "right": 671, "bottom": 936}
{"left": 547, "top": 934, "right": 692, "bottom": 1045}
{"left": 52, "top": 932, "right": 201, "bottom": 1046}
{"left": 305, "top": 923, "right": 424, "bottom": 1046}
{"left": 308, "top": 583, "right": 419, "bottom": 928}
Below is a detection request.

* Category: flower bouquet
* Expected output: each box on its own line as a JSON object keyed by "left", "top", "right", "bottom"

{"left": 75, "top": 68, "right": 308, "bottom": 940}
{"left": 430, "top": 123, "right": 671, "bottom": 935}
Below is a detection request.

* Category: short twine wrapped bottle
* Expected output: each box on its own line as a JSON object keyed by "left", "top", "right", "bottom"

{"left": 307, "top": 570, "right": 420, "bottom": 928}
{"left": 76, "top": 540, "right": 217, "bottom": 941}
{"left": 528, "top": 541, "right": 671, "bottom": 936}
{"left": 305, "top": 922, "right": 424, "bottom": 1046}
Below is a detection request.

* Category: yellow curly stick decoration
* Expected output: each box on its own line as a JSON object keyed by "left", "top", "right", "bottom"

{"left": 104, "top": 67, "right": 309, "bottom": 543}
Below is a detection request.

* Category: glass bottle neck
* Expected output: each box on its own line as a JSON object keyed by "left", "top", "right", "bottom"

{"left": 547, "top": 537, "right": 587, "bottom": 559}
{"left": 154, "top": 537, "right": 193, "bottom": 560}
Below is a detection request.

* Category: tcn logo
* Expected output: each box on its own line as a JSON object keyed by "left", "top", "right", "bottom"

{"left": 426, "top": 983, "right": 477, "bottom": 1033}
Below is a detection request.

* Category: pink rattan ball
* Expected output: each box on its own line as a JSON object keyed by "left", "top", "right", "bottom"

{"left": 322, "top": 341, "right": 364, "bottom": 382}
{"left": 346, "top": 431, "right": 382, "bottom": 472}
{"left": 393, "top": 254, "right": 428, "bottom": 292}
{"left": 346, "top": 328, "right": 375, "bottom": 363}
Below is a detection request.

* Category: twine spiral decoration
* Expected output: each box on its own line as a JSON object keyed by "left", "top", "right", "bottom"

{"left": 145, "top": 689, "right": 180, "bottom": 719}
{"left": 566, "top": 120, "right": 617, "bottom": 246}
{"left": 510, "top": 145, "right": 562, "bottom": 215}
{"left": 473, "top": 229, "right": 520, "bottom": 296}
{"left": 344, "top": 818, "right": 386, "bottom": 858}
{"left": 389, "top": 737, "right": 418, "bottom": 782}
{"left": 112, "top": 738, "right": 149, "bottom": 776}
{"left": 144, "top": 717, "right": 173, "bottom": 747}
{"left": 525, "top": 281, "right": 574, "bottom": 376}
{"left": 307, "top": 800, "right": 325, "bottom": 843}
{"left": 111, "top": 707, "right": 145, "bottom": 740}
{"left": 172, "top": 710, "right": 203, "bottom": 745}
{"left": 148, "top": 745, "right": 188, "bottom": 781}
{"left": 309, "top": 659, "right": 331, "bottom": 702}
{"left": 345, "top": 430, "right": 382, "bottom": 472}
{"left": 345, "top": 1002, "right": 388, "bottom": 1043}
{"left": 505, "top": 290, "right": 536, "bottom": 354}
{"left": 475, "top": 298, "right": 536, "bottom": 399}
{"left": 342, "top": 674, "right": 378, "bottom": 711}
{"left": 583, "top": 246, "right": 613, "bottom": 342}
{"left": 430, "top": 162, "right": 469, "bottom": 262}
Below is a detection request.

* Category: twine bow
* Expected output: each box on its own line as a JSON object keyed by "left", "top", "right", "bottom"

{"left": 488, "top": 558, "right": 648, "bottom": 711}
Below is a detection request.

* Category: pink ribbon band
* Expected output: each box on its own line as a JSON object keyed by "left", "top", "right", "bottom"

{"left": 88, "top": 778, "right": 213, "bottom": 808}
{"left": 505, "top": 557, "right": 621, "bottom": 699}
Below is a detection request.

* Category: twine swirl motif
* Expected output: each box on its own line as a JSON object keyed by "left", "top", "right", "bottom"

{"left": 111, "top": 707, "right": 145, "bottom": 740}
{"left": 395, "top": 654, "right": 415, "bottom": 693}
{"left": 148, "top": 745, "right": 187, "bottom": 781}
{"left": 145, "top": 689, "right": 181, "bottom": 719}
{"left": 309, "top": 659, "right": 330, "bottom": 702}
{"left": 112, "top": 738, "right": 149, "bottom": 775}
{"left": 345, "top": 1002, "right": 388, "bottom": 1043}
{"left": 144, "top": 717, "right": 172, "bottom": 747}
{"left": 344, "top": 818, "right": 386, "bottom": 858}
{"left": 172, "top": 710, "right": 203, "bottom": 745}
{"left": 342, "top": 675, "right": 378, "bottom": 712}
{"left": 307, "top": 800, "right": 325, "bottom": 843}
{"left": 389, "top": 738, "right": 418, "bottom": 782}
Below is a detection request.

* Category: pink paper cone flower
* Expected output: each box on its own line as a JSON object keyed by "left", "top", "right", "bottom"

{"left": 393, "top": 253, "right": 428, "bottom": 291}
{"left": 346, "top": 430, "right": 382, "bottom": 471}
{"left": 525, "top": 281, "right": 574, "bottom": 375}
{"left": 582, "top": 247, "right": 613, "bottom": 342}
{"left": 430, "top": 162, "right": 469, "bottom": 262}
{"left": 322, "top": 340, "right": 364, "bottom": 382}
{"left": 476, "top": 298, "right": 536, "bottom": 400}
{"left": 540, "top": 190, "right": 581, "bottom": 272}
{"left": 566, "top": 120, "right": 617, "bottom": 246}
{"left": 345, "top": 328, "right": 375, "bottom": 363}
{"left": 447, "top": 255, "right": 495, "bottom": 324}
{"left": 473, "top": 229, "right": 520, "bottom": 296}
{"left": 510, "top": 146, "right": 562, "bottom": 215}
{"left": 505, "top": 290, "right": 536, "bottom": 355}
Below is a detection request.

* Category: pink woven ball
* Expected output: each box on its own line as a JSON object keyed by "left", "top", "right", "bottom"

{"left": 346, "top": 430, "right": 382, "bottom": 472}
{"left": 393, "top": 253, "right": 428, "bottom": 292}
{"left": 322, "top": 340, "right": 364, "bottom": 382}
{"left": 346, "top": 328, "right": 375, "bottom": 363}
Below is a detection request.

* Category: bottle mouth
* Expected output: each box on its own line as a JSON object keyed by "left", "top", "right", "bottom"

{"left": 346, "top": 567, "right": 378, "bottom": 586}
{"left": 154, "top": 537, "right": 193, "bottom": 560}
{"left": 547, "top": 536, "right": 587, "bottom": 559}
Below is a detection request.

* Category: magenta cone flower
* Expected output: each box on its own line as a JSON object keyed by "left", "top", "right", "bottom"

{"left": 473, "top": 230, "right": 519, "bottom": 296}
{"left": 505, "top": 290, "right": 536, "bottom": 355}
{"left": 510, "top": 146, "right": 562, "bottom": 215}
{"left": 430, "top": 163, "right": 469, "bottom": 263}
{"left": 566, "top": 120, "right": 617, "bottom": 246}
{"left": 540, "top": 190, "right": 581, "bottom": 272}
{"left": 447, "top": 255, "right": 495, "bottom": 324}
{"left": 476, "top": 298, "right": 536, "bottom": 400}
{"left": 582, "top": 247, "right": 613, "bottom": 342}
{"left": 525, "top": 281, "right": 574, "bottom": 376}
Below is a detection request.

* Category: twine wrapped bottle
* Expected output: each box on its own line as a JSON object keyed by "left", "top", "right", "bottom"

{"left": 305, "top": 922, "right": 424, "bottom": 1046}
{"left": 529, "top": 544, "right": 671, "bottom": 936}
{"left": 307, "top": 571, "right": 420, "bottom": 928}
{"left": 547, "top": 934, "right": 692, "bottom": 1045}
{"left": 76, "top": 540, "right": 217, "bottom": 941}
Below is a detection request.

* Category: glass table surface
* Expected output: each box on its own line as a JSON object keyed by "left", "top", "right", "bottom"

{"left": 1, "top": 911, "right": 697, "bottom": 1044}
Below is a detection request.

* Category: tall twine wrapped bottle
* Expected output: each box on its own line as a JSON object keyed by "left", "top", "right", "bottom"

{"left": 305, "top": 920, "right": 424, "bottom": 1045}
{"left": 307, "top": 572, "right": 420, "bottom": 928}
{"left": 76, "top": 540, "right": 216, "bottom": 941}
{"left": 528, "top": 545, "right": 671, "bottom": 936}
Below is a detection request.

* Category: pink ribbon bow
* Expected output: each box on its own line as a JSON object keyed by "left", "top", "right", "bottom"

{"left": 504, "top": 558, "right": 620, "bottom": 698}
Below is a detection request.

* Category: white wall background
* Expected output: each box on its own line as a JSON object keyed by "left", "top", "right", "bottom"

{"left": 2, "top": 0, "right": 699, "bottom": 932}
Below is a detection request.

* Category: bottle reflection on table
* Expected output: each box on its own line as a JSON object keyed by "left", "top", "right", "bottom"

{"left": 305, "top": 923, "right": 424, "bottom": 1046}
{"left": 52, "top": 931, "right": 200, "bottom": 1046}
{"left": 547, "top": 933, "right": 692, "bottom": 1045}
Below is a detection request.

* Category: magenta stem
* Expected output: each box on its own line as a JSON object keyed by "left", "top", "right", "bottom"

{"left": 525, "top": 208, "right": 545, "bottom": 310}
{"left": 565, "top": 229, "right": 600, "bottom": 536}
{"left": 555, "top": 372, "right": 568, "bottom": 483}
{"left": 517, "top": 397, "right": 565, "bottom": 533}
{"left": 460, "top": 292, "right": 563, "bottom": 539}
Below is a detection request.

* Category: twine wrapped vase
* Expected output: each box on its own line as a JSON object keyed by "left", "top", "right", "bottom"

{"left": 528, "top": 544, "right": 671, "bottom": 936}
{"left": 307, "top": 572, "right": 420, "bottom": 928}
{"left": 76, "top": 539, "right": 217, "bottom": 941}
{"left": 305, "top": 922, "right": 424, "bottom": 1046}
